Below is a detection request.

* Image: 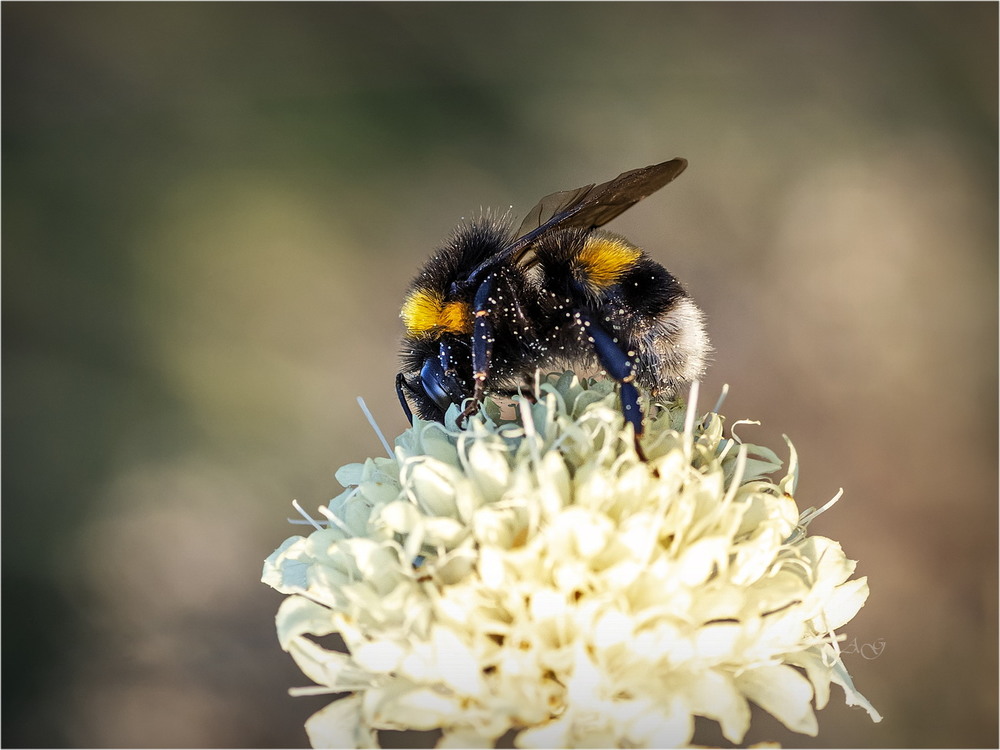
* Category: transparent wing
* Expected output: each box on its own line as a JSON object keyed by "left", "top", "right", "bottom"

{"left": 513, "top": 158, "right": 688, "bottom": 246}
{"left": 462, "top": 158, "right": 688, "bottom": 285}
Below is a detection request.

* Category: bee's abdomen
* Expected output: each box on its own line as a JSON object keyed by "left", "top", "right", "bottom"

{"left": 616, "top": 255, "right": 687, "bottom": 318}
{"left": 574, "top": 234, "right": 643, "bottom": 290}
{"left": 641, "top": 295, "right": 711, "bottom": 388}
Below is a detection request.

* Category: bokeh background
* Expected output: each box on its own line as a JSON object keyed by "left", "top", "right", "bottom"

{"left": 3, "top": 3, "right": 996, "bottom": 748}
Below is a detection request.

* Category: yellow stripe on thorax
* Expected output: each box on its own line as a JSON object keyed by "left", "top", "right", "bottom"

{"left": 401, "top": 289, "right": 473, "bottom": 336}
{"left": 578, "top": 235, "right": 642, "bottom": 288}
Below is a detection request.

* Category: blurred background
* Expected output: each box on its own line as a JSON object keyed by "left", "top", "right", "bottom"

{"left": 3, "top": 3, "right": 996, "bottom": 748}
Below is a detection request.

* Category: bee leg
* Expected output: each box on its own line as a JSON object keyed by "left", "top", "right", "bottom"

{"left": 575, "top": 311, "right": 648, "bottom": 459}
{"left": 458, "top": 271, "right": 505, "bottom": 427}
{"left": 458, "top": 378, "right": 486, "bottom": 428}
{"left": 395, "top": 372, "right": 415, "bottom": 425}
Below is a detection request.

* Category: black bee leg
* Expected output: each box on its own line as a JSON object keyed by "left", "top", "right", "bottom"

{"left": 395, "top": 372, "right": 415, "bottom": 425}
{"left": 458, "top": 376, "right": 486, "bottom": 428}
{"left": 575, "top": 311, "right": 648, "bottom": 459}
{"left": 458, "top": 272, "right": 504, "bottom": 427}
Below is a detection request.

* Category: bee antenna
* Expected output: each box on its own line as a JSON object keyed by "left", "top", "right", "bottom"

{"left": 356, "top": 396, "right": 393, "bottom": 458}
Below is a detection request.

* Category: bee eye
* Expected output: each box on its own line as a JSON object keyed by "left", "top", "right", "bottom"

{"left": 420, "top": 358, "right": 462, "bottom": 412}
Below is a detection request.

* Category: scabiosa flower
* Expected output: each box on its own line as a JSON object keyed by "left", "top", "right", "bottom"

{"left": 262, "top": 373, "right": 881, "bottom": 748}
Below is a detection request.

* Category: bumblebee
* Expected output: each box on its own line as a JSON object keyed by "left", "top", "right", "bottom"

{"left": 395, "top": 158, "right": 709, "bottom": 451}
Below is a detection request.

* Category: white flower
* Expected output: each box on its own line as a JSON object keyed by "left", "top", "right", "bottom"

{"left": 263, "top": 372, "right": 881, "bottom": 748}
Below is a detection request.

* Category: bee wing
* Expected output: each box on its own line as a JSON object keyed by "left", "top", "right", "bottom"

{"left": 463, "top": 158, "right": 688, "bottom": 285}
{"left": 513, "top": 158, "right": 688, "bottom": 246}
{"left": 514, "top": 183, "right": 598, "bottom": 240}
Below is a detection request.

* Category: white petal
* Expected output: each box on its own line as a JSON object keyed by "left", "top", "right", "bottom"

{"left": 610, "top": 462, "right": 654, "bottom": 515}
{"left": 377, "top": 499, "right": 422, "bottom": 534}
{"left": 746, "top": 568, "right": 810, "bottom": 617}
{"left": 688, "top": 669, "right": 751, "bottom": 743}
{"left": 529, "top": 588, "right": 567, "bottom": 621}
{"left": 536, "top": 450, "right": 571, "bottom": 517}
{"left": 356, "top": 478, "right": 402, "bottom": 510}
{"left": 676, "top": 536, "right": 728, "bottom": 586}
{"left": 416, "top": 424, "right": 463, "bottom": 467}
{"left": 432, "top": 625, "right": 485, "bottom": 696}
{"left": 304, "top": 695, "right": 370, "bottom": 749}
{"left": 817, "top": 576, "right": 870, "bottom": 630}
{"left": 740, "top": 444, "right": 784, "bottom": 482}
{"left": 515, "top": 716, "right": 571, "bottom": 749}
{"left": 286, "top": 636, "right": 370, "bottom": 692}
{"left": 437, "top": 728, "right": 496, "bottom": 748}
{"left": 434, "top": 549, "right": 477, "bottom": 585}
{"left": 592, "top": 609, "right": 633, "bottom": 650}
{"left": 563, "top": 507, "right": 613, "bottom": 560}
{"left": 465, "top": 437, "right": 511, "bottom": 503}
{"left": 338, "top": 494, "right": 378, "bottom": 536}
{"left": 785, "top": 647, "right": 833, "bottom": 710}
{"left": 624, "top": 697, "right": 694, "bottom": 748}
{"left": 352, "top": 639, "right": 406, "bottom": 674}
{"left": 407, "top": 458, "right": 463, "bottom": 517}
{"left": 421, "top": 516, "right": 470, "bottom": 547}
{"left": 262, "top": 535, "right": 309, "bottom": 593}
{"left": 801, "top": 536, "right": 856, "bottom": 587}
{"left": 334, "top": 462, "right": 367, "bottom": 488}
{"left": 574, "top": 462, "right": 616, "bottom": 510}
{"left": 275, "top": 595, "right": 337, "bottom": 649}
{"left": 369, "top": 684, "right": 462, "bottom": 731}
{"left": 473, "top": 506, "right": 526, "bottom": 549}
{"left": 731, "top": 526, "right": 781, "bottom": 586}
{"left": 736, "top": 664, "right": 818, "bottom": 736}
{"left": 693, "top": 622, "right": 742, "bottom": 662}
{"left": 344, "top": 539, "right": 405, "bottom": 591}
{"left": 477, "top": 544, "right": 506, "bottom": 589}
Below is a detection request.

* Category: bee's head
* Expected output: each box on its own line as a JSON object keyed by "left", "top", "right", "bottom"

{"left": 419, "top": 356, "right": 468, "bottom": 417}
{"left": 397, "top": 349, "right": 474, "bottom": 425}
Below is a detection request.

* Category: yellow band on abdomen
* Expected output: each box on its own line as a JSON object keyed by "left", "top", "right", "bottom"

{"left": 577, "top": 236, "right": 642, "bottom": 288}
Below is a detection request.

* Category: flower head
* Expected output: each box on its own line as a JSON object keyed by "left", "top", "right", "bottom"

{"left": 263, "top": 373, "right": 880, "bottom": 748}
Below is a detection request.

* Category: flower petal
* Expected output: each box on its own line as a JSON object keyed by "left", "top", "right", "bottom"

{"left": 305, "top": 695, "right": 375, "bottom": 749}
{"left": 736, "top": 664, "right": 818, "bottom": 736}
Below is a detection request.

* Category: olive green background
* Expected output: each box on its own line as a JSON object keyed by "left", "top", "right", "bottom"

{"left": 3, "top": 3, "right": 996, "bottom": 747}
